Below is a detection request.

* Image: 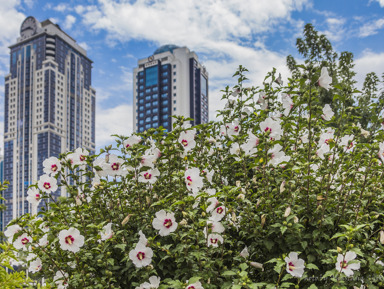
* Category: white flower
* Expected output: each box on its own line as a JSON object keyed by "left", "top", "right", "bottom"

{"left": 138, "top": 276, "right": 160, "bottom": 289}
{"left": 226, "top": 120, "right": 241, "bottom": 138}
{"left": 210, "top": 205, "right": 226, "bottom": 222}
{"left": 336, "top": 251, "right": 360, "bottom": 277}
{"left": 202, "top": 169, "right": 214, "bottom": 184}
{"left": 207, "top": 233, "right": 223, "bottom": 247}
{"left": 54, "top": 271, "right": 69, "bottom": 289}
{"left": 58, "top": 228, "right": 85, "bottom": 253}
{"left": 285, "top": 252, "right": 305, "bottom": 278}
{"left": 241, "top": 131, "right": 259, "bottom": 156}
{"left": 4, "top": 224, "right": 21, "bottom": 242}
{"left": 140, "top": 154, "right": 157, "bottom": 168}
{"left": 340, "top": 135, "right": 354, "bottom": 152}
{"left": 39, "top": 234, "right": 49, "bottom": 247}
{"left": 13, "top": 233, "right": 32, "bottom": 251}
{"left": 124, "top": 135, "right": 141, "bottom": 148}
{"left": 138, "top": 230, "right": 148, "bottom": 246}
{"left": 38, "top": 174, "right": 58, "bottom": 194}
{"left": 186, "top": 281, "right": 204, "bottom": 289}
{"left": 138, "top": 168, "right": 160, "bottom": 184}
{"left": 276, "top": 73, "right": 283, "bottom": 85}
{"left": 73, "top": 148, "right": 89, "bottom": 165}
{"left": 258, "top": 91, "right": 268, "bottom": 110}
{"left": 380, "top": 230, "right": 384, "bottom": 245}
{"left": 260, "top": 117, "right": 283, "bottom": 140}
{"left": 43, "top": 157, "right": 61, "bottom": 175}
{"left": 268, "top": 144, "right": 290, "bottom": 167}
{"left": 318, "top": 67, "right": 332, "bottom": 90}
{"left": 152, "top": 210, "right": 178, "bottom": 236}
{"left": 322, "top": 104, "right": 334, "bottom": 121}
{"left": 178, "top": 129, "right": 196, "bottom": 152}
{"left": 284, "top": 206, "right": 291, "bottom": 217}
{"left": 27, "top": 187, "right": 42, "bottom": 207}
{"left": 206, "top": 197, "right": 219, "bottom": 213}
{"left": 203, "top": 221, "right": 225, "bottom": 237}
{"left": 129, "top": 242, "right": 153, "bottom": 268}
{"left": 100, "top": 223, "right": 113, "bottom": 241}
{"left": 185, "top": 168, "right": 204, "bottom": 194}
{"left": 378, "top": 142, "right": 384, "bottom": 163}
{"left": 28, "top": 257, "right": 42, "bottom": 273}
{"left": 229, "top": 143, "right": 241, "bottom": 157}
{"left": 282, "top": 93, "right": 293, "bottom": 116}
{"left": 102, "top": 154, "right": 128, "bottom": 177}
{"left": 240, "top": 246, "right": 249, "bottom": 259}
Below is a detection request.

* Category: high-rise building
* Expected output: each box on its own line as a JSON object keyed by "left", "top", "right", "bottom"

{"left": 133, "top": 45, "right": 208, "bottom": 132}
{"left": 2, "top": 16, "right": 96, "bottom": 229}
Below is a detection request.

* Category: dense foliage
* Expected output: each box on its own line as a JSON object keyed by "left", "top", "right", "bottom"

{"left": 4, "top": 25, "right": 384, "bottom": 289}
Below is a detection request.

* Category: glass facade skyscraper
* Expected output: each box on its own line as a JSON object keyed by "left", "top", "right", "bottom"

{"left": 2, "top": 16, "right": 96, "bottom": 229}
{"left": 133, "top": 45, "right": 208, "bottom": 132}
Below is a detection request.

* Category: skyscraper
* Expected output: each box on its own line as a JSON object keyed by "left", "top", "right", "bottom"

{"left": 133, "top": 45, "right": 208, "bottom": 132}
{"left": 2, "top": 16, "right": 96, "bottom": 228}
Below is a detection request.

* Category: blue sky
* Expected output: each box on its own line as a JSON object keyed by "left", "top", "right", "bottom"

{"left": 0, "top": 0, "right": 384, "bottom": 152}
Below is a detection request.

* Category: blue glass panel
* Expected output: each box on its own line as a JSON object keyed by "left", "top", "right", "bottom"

{"left": 145, "top": 66, "right": 158, "bottom": 87}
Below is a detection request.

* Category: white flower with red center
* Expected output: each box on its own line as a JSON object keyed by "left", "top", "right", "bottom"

{"left": 27, "top": 187, "right": 42, "bottom": 207}
{"left": 202, "top": 169, "right": 214, "bottom": 184}
{"left": 241, "top": 131, "right": 259, "bottom": 156}
{"left": 206, "top": 197, "right": 219, "bottom": 213}
{"left": 226, "top": 120, "right": 241, "bottom": 138}
{"left": 138, "top": 276, "right": 160, "bottom": 289}
{"left": 322, "top": 104, "right": 334, "bottom": 121}
{"left": 102, "top": 154, "right": 128, "bottom": 177}
{"left": 138, "top": 168, "right": 160, "bottom": 184}
{"left": 37, "top": 174, "right": 58, "bottom": 194}
{"left": 129, "top": 242, "right": 153, "bottom": 268}
{"left": 259, "top": 117, "right": 283, "bottom": 140}
{"left": 210, "top": 205, "right": 226, "bottom": 222}
{"left": 186, "top": 281, "right": 204, "bottom": 289}
{"left": 43, "top": 156, "right": 61, "bottom": 176}
{"left": 178, "top": 130, "right": 196, "bottom": 152}
{"left": 59, "top": 228, "right": 85, "bottom": 253}
{"left": 100, "top": 223, "right": 113, "bottom": 241}
{"left": 152, "top": 210, "right": 178, "bottom": 236}
{"left": 340, "top": 135, "right": 355, "bottom": 152}
{"left": 185, "top": 168, "right": 204, "bottom": 194}
{"left": 318, "top": 67, "right": 332, "bottom": 90}
{"left": 207, "top": 233, "right": 223, "bottom": 247}
{"left": 4, "top": 224, "right": 21, "bottom": 242}
{"left": 71, "top": 147, "right": 89, "bottom": 166}
{"left": 124, "top": 135, "right": 141, "bottom": 149}
{"left": 285, "top": 252, "right": 305, "bottom": 277}
{"left": 336, "top": 251, "right": 360, "bottom": 277}
{"left": 282, "top": 93, "right": 293, "bottom": 116}
{"left": 13, "top": 233, "right": 32, "bottom": 251}
{"left": 54, "top": 271, "right": 69, "bottom": 289}
{"left": 28, "top": 257, "right": 42, "bottom": 273}
{"left": 268, "top": 144, "right": 291, "bottom": 167}
{"left": 219, "top": 125, "right": 227, "bottom": 136}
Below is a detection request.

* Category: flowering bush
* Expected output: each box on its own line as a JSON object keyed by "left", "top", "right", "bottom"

{"left": 6, "top": 25, "right": 384, "bottom": 288}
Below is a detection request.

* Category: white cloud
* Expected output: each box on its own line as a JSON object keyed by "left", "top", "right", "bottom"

{"left": 359, "top": 18, "right": 384, "bottom": 37}
{"left": 23, "top": 0, "right": 33, "bottom": 8}
{"left": 372, "top": 0, "right": 384, "bottom": 7}
{"left": 355, "top": 50, "right": 384, "bottom": 85}
{"left": 49, "top": 17, "right": 59, "bottom": 24}
{"left": 96, "top": 104, "right": 133, "bottom": 149}
{"left": 78, "top": 41, "right": 89, "bottom": 51}
{"left": 53, "top": 3, "right": 71, "bottom": 12}
{"left": 63, "top": 15, "right": 76, "bottom": 30}
{"left": 321, "top": 17, "right": 346, "bottom": 42}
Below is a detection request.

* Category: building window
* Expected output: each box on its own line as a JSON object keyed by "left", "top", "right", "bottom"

{"left": 162, "top": 100, "right": 168, "bottom": 106}
{"left": 139, "top": 106, "right": 144, "bottom": 111}
{"left": 153, "top": 115, "right": 158, "bottom": 121}
{"left": 161, "top": 93, "right": 168, "bottom": 99}
{"left": 146, "top": 117, "right": 151, "bottom": 123}
{"left": 146, "top": 109, "right": 151, "bottom": 114}
{"left": 145, "top": 66, "right": 158, "bottom": 87}
{"left": 162, "top": 107, "right": 168, "bottom": 113}
{"left": 139, "top": 113, "right": 144, "bottom": 117}
{"left": 163, "top": 114, "right": 168, "bottom": 119}
{"left": 153, "top": 122, "right": 158, "bottom": 127}
{"left": 162, "top": 71, "right": 168, "bottom": 77}
{"left": 163, "top": 121, "right": 168, "bottom": 127}
{"left": 139, "top": 99, "right": 144, "bottom": 104}
{"left": 146, "top": 88, "right": 151, "bottom": 93}
{"left": 139, "top": 120, "right": 144, "bottom": 124}
{"left": 152, "top": 94, "right": 158, "bottom": 99}
{"left": 153, "top": 108, "right": 158, "bottom": 113}
{"left": 145, "top": 124, "right": 151, "bottom": 129}
{"left": 153, "top": 101, "right": 158, "bottom": 106}
{"left": 163, "top": 86, "right": 168, "bottom": 91}
{"left": 162, "top": 79, "right": 168, "bottom": 84}
{"left": 153, "top": 87, "right": 158, "bottom": 92}
{"left": 145, "top": 96, "right": 151, "bottom": 101}
{"left": 145, "top": 103, "right": 151, "bottom": 108}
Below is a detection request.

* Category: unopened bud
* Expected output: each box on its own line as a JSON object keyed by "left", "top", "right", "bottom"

{"left": 240, "top": 246, "right": 249, "bottom": 259}
{"left": 231, "top": 212, "right": 237, "bottom": 222}
{"left": 293, "top": 216, "right": 299, "bottom": 223}
{"left": 237, "top": 193, "right": 245, "bottom": 200}
{"left": 284, "top": 206, "right": 291, "bottom": 218}
{"left": 252, "top": 176, "right": 257, "bottom": 183}
{"left": 75, "top": 196, "right": 82, "bottom": 206}
{"left": 380, "top": 230, "right": 384, "bottom": 244}
{"left": 337, "top": 247, "right": 343, "bottom": 253}
{"left": 179, "top": 219, "right": 188, "bottom": 226}
{"left": 121, "top": 214, "right": 133, "bottom": 226}
{"left": 250, "top": 261, "right": 264, "bottom": 271}
{"left": 236, "top": 181, "right": 241, "bottom": 187}
{"left": 261, "top": 214, "right": 266, "bottom": 228}
{"left": 182, "top": 211, "right": 188, "bottom": 217}
{"left": 146, "top": 196, "right": 151, "bottom": 205}
{"left": 280, "top": 180, "right": 285, "bottom": 193}
{"left": 256, "top": 199, "right": 261, "bottom": 207}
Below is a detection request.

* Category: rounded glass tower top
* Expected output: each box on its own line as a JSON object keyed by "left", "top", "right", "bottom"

{"left": 154, "top": 44, "right": 179, "bottom": 55}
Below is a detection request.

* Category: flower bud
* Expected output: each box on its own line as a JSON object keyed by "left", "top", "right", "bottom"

{"left": 337, "top": 247, "right": 343, "bottom": 253}
{"left": 284, "top": 206, "right": 291, "bottom": 218}
{"left": 182, "top": 211, "right": 188, "bottom": 217}
{"left": 250, "top": 261, "right": 264, "bottom": 271}
{"left": 380, "top": 230, "right": 384, "bottom": 245}
{"left": 237, "top": 193, "right": 245, "bottom": 200}
{"left": 121, "top": 214, "right": 133, "bottom": 226}
{"left": 280, "top": 180, "right": 286, "bottom": 193}
{"left": 179, "top": 219, "right": 188, "bottom": 226}
{"left": 232, "top": 212, "right": 237, "bottom": 222}
{"left": 240, "top": 246, "right": 249, "bottom": 259}
{"left": 261, "top": 214, "right": 266, "bottom": 228}
{"left": 236, "top": 181, "right": 241, "bottom": 187}
{"left": 146, "top": 196, "right": 151, "bottom": 205}
{"left": 293, "top": 216, "right": 299, "bottom": 223}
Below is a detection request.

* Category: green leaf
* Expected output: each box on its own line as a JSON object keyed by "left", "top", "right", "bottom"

{"left": 222, "top": 271, "right": 237, "bottom": 276}
{"left": 306, "top": 263, "right": 319, "bottom": 270}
